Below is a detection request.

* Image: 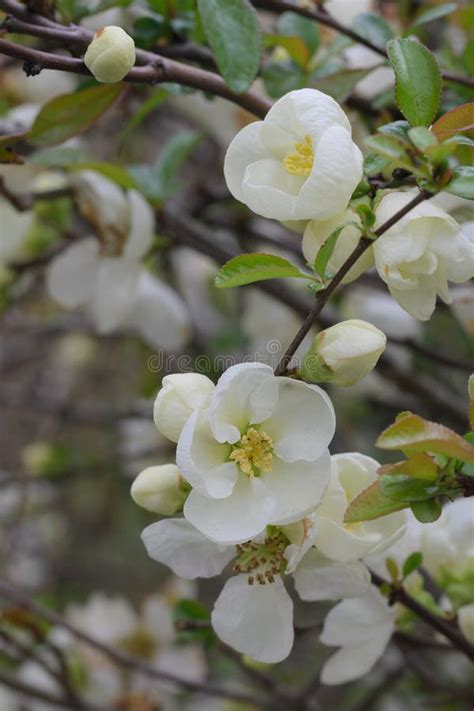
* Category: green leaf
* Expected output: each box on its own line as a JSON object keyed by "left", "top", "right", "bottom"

{"left": 353, "top": 12, "right": 394, "bottom": 48}
{"left": 444, "top": 166, "right": 474, "bottom": 200}
{"left": 29, "top": 84, "right": 123, "bottom": 147}
{"left": 386, "top": 558, "right": 399, "bottom": 583}
{"left": 379, "top": 473, "right": 441, "bottom": 502}
{"left": 365, "top": 134, "right": 422, "bottom": 174}
{"left": 408, "top": 126, "right": 438, "bottom": 152}
{"left": 363, "top": 152, "right": 390, "bottom": 176}
{"left": 376, "top": 412, "right": 474, "bottom": 462}
{"left": 402, "top": 551, "right": 423, "bottom": 579}
{"left": 129, "top": 130, "right": 202, "bottom": 202}
{"left": 264, "top": 34, "right": 311, "bottom": 68}
{"left": 378, "top": 120, "right": 411, "bottom": 142}
{"left": 262, "top": 60, "right": 306, "bottom": 98}
{"left": 387, "top": 38, "right": 442, "bottom": 127}
{"left": 197, "top": 0, "right": 261, "bottom": 93}
{"left": 410, "top": 2, "right": 457, "bottom": 28}
{"left": 379, "top": 452, "right": 439, "bottom": 481}
{"left": 69, "top": 163, "right": 136, "bottom": 189}
{"left": 278, "top": 10, "right": 320, "bottom": 57}
{"left": 118, "top": 88, "right": 169, "bottom": 150}
{"left": 411, "top": 499, "right": 442, "bottom": 523}
{"left": 344, "top": 480, "right": 408, "bottom": 524}
{"left": 313, "top": 221, "right": 361, "bottom": 279}
{"left": 215, "top": 253, "right": 310, "bottom": 289}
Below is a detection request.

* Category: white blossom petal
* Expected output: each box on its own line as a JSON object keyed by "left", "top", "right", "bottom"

{"left": 265, "top": 379, "right": 335, "bottom": 462}
{"left": 211, "top": 575, "right": 294, "bottom": 663}
{"left": 294, "top": 549, "right": 370, "bottom": 601}
{"left": 141, "top": 518, "right": 235, "bottom": 578}
{"left": 47, "top": 239, "right": 99, "bottom": 308}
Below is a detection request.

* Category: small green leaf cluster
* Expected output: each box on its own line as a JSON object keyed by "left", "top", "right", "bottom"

{"left": 345, "top": 408, "right": 474, "bottom": 525}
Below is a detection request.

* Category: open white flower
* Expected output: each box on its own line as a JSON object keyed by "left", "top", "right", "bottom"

{"left": 302, "top": 209, "right": 374, "bottom": 283}
{"left": 313, "top": 453, "right": 406, "bottom": 562}
{"left": 142, "top": 517, "right": 370, "bottom": 663}
{"left": 373, "top": 191, "right": 474, "bottom": 320}
{"left": 320, "top": 585, "right": 396, "bottom": 684}
{"left": 224, "top": 89, "right": 363, "bottom": 221}
{"left": 177, "top": 362, "right": 335, "bottom": 544}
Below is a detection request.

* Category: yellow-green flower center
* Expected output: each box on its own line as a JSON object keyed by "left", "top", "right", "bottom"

{"left": 283, "top": 134, "right": 314, "bottom": 177}
{"left": 230, "top": 427, "right": 273, "bottom": 477}
{"left": 234, "top": 530, "right": 288, "bottom": 585}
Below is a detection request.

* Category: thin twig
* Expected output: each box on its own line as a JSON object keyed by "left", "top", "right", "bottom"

{"left": 370, "top": 571, "right": 474, "bottom": 661}
{"left": 252, "top": 0, "right": 474, "bottom": 89}
{"left": 274, "top": 189, "right": 432, "bottom": 376}
{"left": 0, "top": 580, "right": 269, "bottom": 708}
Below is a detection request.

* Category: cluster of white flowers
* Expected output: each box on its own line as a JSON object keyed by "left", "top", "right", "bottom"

{"left": 131, "top": 365, "right": 409, "bottom": 667}
{"left": 225, "top": 88, "right": 474, "bottom": 321}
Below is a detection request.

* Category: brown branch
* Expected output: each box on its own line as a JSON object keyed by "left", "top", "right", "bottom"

{"left": 274, "top": 189, "right": 432, "bottom": 376}
{"left": 0, "top": 0, "right": 270, "bottom": 119}
{"left": 252, "top": 0, "right": 474, "bottom": 89}
{"left": 0, "top": 579, "right": 269, "bottom": 708}
{"left": 370, "top": 571, "right": 474, "bottom": 661}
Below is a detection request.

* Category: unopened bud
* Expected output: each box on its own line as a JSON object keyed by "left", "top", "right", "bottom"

{"left": 300, "top": 319, "right": 386, "bottom": 387}
{"left": 84, "top": 26, "right": 136, "bottom": 83}
{"left": 131, "top": 464, "right": 188, "bottom": 515}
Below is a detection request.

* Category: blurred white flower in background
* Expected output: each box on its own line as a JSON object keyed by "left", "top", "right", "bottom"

{"left": 47, "top": 171, "right": 190, "bottom": 349}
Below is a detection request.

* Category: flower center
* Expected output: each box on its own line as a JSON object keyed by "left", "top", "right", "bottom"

{"left": 119, "top": 627, "right": 156, "bottom": 660}
{"left": 234, "top": 530, "right": 288, "bottom": 585}
{"left": 283, "top": 134, "right": 314, "bottom": 177}
{"left": 229, "top": 427, "right": 273, "bottom": 477}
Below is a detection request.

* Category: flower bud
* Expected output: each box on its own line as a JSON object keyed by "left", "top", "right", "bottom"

{"left": 131, "top": 464, "right": 187, "bottom": 515}
{"left": 153, "top": 373, "right": 214, "bottom": 443}
{"left": 300, "top": 319, "right": 386, "bottom": 387}
{"left": 84, "top": 26, "right": 136, "bottom": 83}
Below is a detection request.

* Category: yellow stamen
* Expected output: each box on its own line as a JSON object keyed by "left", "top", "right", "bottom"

{"left": 230, "top": 427, "right": 273, "bottom": 476}
{"left": 283, "top": 134, "right": 314, "bottom": 177}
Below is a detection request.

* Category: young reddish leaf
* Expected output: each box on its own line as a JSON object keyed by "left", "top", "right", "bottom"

{"left": 376, "top": 412, "right": 474, "bottom": 462}
{"left": 378, "top": 452, "right": 439, "bottom": 481}
{"left": 344, "top": 480, "right": 408, "bottom": 524}
{"left": 431, "top": 103, "right": 474, "bottom": 141}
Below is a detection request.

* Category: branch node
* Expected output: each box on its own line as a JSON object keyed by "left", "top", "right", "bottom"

{"left": 23, "top": 59, "right": 42, "bottom": 76}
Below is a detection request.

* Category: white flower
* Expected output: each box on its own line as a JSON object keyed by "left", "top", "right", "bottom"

{"left": 320, "top": 585, "right": 396, "bottom": 684}
{"left": 312, "top": 453, "right": 406, "bottom": 562}
{"left": 302, "top": 209, "right": 374, "bottom": 283}
{"left": 458, "top": 603, "right": 474, "bottom": 643}
{"left": 153, "top": 373, "right": 215, "bottom": 443}
{"left": 177, "top": 362, "right": 335, "bottom": 544}
{"left": 343, "top": 45, "right": 393, "bottom": 100}
{"left": 125, "top": 270, "right": 191, "bottom": 352}
{"left": 142, "top": 517, "right": 365, "bottom": 663}
{"left": 47, "top": 172, "right": 154, "bottom": 333}
{"left": 224, "top": 89, "right": 363, "bottom": 221}
{"left": 0, "top": 199, "right": 34, "bottom": 264}
{"left": 373, "top": 191, "right": 474, "bottom": 321}
{"left": 325, "top": 0, "right": 373, "bottom": 25}
{"left": 418, "top": 498, "right": 474, "bottom": 583}
{"left": 84, "top": 26, "right": 136, "bottom": 83}
{"left": 131, "top": 464, "right": 188, "bottom": 515}
{"left": 300, "top": 320, "right": 387, "bottom": 387}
